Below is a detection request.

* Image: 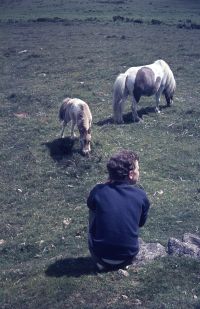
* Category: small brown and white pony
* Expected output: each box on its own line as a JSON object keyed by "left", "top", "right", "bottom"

{"left": 113, "top": 59, "right": 176, "bottom": 123}
{"left": 59, "top": 98, "right": 92, "bottom": 155}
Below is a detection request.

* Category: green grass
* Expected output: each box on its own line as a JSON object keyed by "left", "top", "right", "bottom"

{"left": 0, "top": 0, "right": 200, "bottom": 308}
{"left": 1, "top": 0, "right": 200, "bottom": 24}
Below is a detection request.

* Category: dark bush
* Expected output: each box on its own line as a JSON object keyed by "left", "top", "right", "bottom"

{"left": 177, "top": 20, "right": 200, "bottom": 30}
{"left": 191, "top": 22, "right": 200, "bottom": 29}
{"left": 151, "top": 19, "right": 162, "bottom": 25}
{"left": 113, "top": 15, "right": 124, "bottom": 22}
{"left": 134, "top": 19, "right": 143, "bottom": 24}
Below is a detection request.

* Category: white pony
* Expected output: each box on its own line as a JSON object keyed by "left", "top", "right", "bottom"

{"left": 59, "top": 98, "right": 92, "bottom": 155}
{"left": 113, "top": 59, "right": 176, "bottom": 123}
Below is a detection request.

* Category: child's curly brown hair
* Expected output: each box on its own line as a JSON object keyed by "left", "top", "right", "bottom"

{"left": 107, "top": 149, "right": 139, "bottom": 181}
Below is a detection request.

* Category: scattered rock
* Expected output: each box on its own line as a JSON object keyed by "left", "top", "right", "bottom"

{"left": 183, "top": 232, "right": 200, "bottom": 246}
{"left": 132, "top": 238, "right": 167, "bottom": 266}
{"left": 133, "top": 233, "right": 200, "bottom": 265}
{"left": 14, "top": 112, "right": 29, "bottom": 119}
{"left": 18, "top": 49, "right": 28, "bottom": 54}
{"left": 168, "top": 233, "right": 200, "bottom": 259}
{"left": 134, "top": 299, "right": 142, "bottom": 305}
{"left": 0, "top": 239, "right": 6, "bottom": 245}
{"left": 153, "top": 190, "right": 164, "bottom": 196}
{"left": 118, "top": 269, "right": 129, "bottom": 277}
{"left": 63, "top": 218, "right": 72, "bottom": 228}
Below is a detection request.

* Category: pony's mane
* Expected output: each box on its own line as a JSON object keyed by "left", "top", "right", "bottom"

{"left": 155, "top": 59, "right": 176, "bottom": 96}
{"left": 77, "top": 103, "right": 91, "bottom": 132}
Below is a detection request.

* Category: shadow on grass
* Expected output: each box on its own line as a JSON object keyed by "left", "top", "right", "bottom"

{"left": 45, "top": 256, "right": 96, "bottom": 277}
{"left": 44, "top": 137, "right": 76, "bottom": 161}
{"left": 96, "top": 105, "right": 169, "bottom": 126}
{"left": 95, "top": 116, "right": 114, "bottom": 126}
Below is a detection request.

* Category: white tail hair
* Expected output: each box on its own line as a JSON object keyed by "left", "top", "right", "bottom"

{"left": 112, "top": 73, "right": 128, "bottom": 123}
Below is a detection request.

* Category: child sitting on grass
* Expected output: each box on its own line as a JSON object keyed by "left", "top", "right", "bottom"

{"left": 87, "top": 149, "right": 150, "bottom": 271}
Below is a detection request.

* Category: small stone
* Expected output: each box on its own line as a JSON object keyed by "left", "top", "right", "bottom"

{"left": 18, "top": 49, "right": 28, "bottom": 54}
{"left": 134, "top": 299, "right": 142, "bottom": 305}
{"left": 153, "top": 190, "right": 163, "bottom": 196}
{"left": 63, "top": 218, "right": 71, "bottom": 227}
{"left": 118, "top": 269, "right": 129, "bottom": 277}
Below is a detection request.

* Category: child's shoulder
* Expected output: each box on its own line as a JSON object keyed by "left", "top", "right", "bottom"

{"left": 131, "top": 183, "right": 148, "bottom": 196}
{"left": 133, "top": 183, "right": 145, "bottom": 190}
{"left": 90, "top": 182, "right": 107, "bottom": 192}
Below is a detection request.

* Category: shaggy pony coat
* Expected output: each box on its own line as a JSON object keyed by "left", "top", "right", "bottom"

{"left": 113, "top": 59, "right": 176, "bottom": 123}
{"left": 59, "top": 98, "right": 92, "bottom": 155}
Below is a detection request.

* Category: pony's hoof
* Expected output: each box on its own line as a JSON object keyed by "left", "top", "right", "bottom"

{"left": 81, "top": 150, "right": 91, "bottom": 157}
{"left": 155, "top": 107, "right": 161, "bottom": 113}
{"left": 167, "top": 99, "right": 173, "bottom": 107}
{"left": 133, "top": 117, "right": 142, "bottom": 123}
{"left": 115, "top": 120, "right": 124, "bottom": 124}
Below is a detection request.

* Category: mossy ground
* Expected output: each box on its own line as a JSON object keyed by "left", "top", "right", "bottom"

{"left": 0, "top": 1, "right": 200, "bottom": 308}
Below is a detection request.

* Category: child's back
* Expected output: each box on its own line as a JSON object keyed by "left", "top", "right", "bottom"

{"left": 87, "top": 150, "right": 150, "bottom": 270}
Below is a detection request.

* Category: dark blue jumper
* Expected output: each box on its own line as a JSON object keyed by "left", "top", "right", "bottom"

{"left": 87, "top": 182, "right": 150, "bottom": 261}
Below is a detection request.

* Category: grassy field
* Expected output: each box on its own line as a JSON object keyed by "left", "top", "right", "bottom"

{"left": 0, "top": 0, "right": 200, "bottom": 308}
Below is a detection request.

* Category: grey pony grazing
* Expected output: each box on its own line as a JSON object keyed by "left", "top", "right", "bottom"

{"left": 112, "top": 59, "right": 176, "bottom": 123}
{"left": 59, "top": 98, "right": 92, "bottom": 155}
{"left": 133, "top": 67, "right": 161, "bottom": 102}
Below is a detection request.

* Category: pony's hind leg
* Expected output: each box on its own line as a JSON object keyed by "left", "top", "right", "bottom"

{"left": 113, "top": 99, "right": 123, "bottom": 124}
{"left": 70, "top": 121, "right": 76, "bottom": 138}
{"left": 113, "top": 96, "right": 128, "bottom": 124}
{"left": 131, "top": 96, "right": 140, "bottom": 122}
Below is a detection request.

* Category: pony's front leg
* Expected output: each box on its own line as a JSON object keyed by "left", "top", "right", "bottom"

{"left": 155, "top": 87, "right": 164, "bottom": 113}
{"left": 61, "top": 122, "right": 66, "bottom": 138}
{"left": 155, "top": 94, "right": 161, "bottom": 113}
{"left": 131, "top": 96, "right": 140, "bottom": 122}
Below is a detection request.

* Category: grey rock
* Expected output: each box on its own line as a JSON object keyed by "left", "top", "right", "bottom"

{"left": 132, "top": 238, "right": 167, "bottom": 267}
{"left": 182, "top": 232, "right": 200, "bottom": 247}
{"left": 168, "top": 233, "right": 200, "bottom": 259}
{"left": 127, "top": 233, "right": 200, "bottom": 269}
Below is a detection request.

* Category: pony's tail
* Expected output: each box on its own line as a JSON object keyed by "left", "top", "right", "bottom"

{"left": 59, "top": 104, "right": 65, "bottom": 122}
{"left": 112, "top": 73, "right": 127, "bottom": 123}
{"left": 58, "top": 98, "right": 70, "bottom": 122}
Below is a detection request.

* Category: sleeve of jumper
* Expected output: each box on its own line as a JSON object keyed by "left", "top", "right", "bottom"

{"left": 87, "top": 186, "right": 97, "bottom": 211}
{"left": 139, "top": 195, "right": 150, "bottom": 227}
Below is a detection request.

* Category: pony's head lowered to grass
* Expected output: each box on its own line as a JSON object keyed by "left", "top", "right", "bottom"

{"left": 78, "top": 116, "right": 92, "bottom": 156}
{"left": 112, "top": 59, "right": 176, "bottom": 123}
{"left": 59, "top": 98, "right": 92, "bottom": 156}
